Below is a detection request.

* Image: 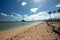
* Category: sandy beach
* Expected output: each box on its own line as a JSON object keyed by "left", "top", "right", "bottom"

{"left": 0, "top": 21, "right": 60, "bottom": 40}
{"left": 0, "top": 22, "right": 40, "bottom": 40}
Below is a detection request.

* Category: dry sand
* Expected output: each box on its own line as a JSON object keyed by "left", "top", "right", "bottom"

{"left": 0, "top": 21, "right": 60, "bottom": 40}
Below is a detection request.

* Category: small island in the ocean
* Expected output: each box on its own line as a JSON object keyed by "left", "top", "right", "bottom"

{"left": 21, "top": 20, "right": 25, "bottom": 22}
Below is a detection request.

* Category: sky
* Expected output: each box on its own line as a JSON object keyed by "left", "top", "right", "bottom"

{"left": 0, "top": 0, "right": 60, "bottom": 21}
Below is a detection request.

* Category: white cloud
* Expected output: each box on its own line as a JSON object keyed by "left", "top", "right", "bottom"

{"left": 8, "top": 13, "right": 22, "bottom": 19}
{"left": 24, "top": 11, "right": 49, "bottom": 21}
{"left": 9, "top": 13, "right": 22, "bottom": 19}
{"left": 24, "top": 15, "right": 28, "bottom": 17}
{"left": 10, "top": 15, "right": 14, "bottom": 17}
{"left": 16, "top": 14, "right": 22, "bottom": 18}
{"left": 24, "top": 12, "right": 60, "bottom": 21}
{"left": 55, "top": 3, "right": 60, "bottom": 7}
{"left": 16, "top": 14, "right": 21, "bottom": 17}
{"left": 0, "top": 13, "right": 8, "bottom": 16}
{"left": 0, "top": 12, "right": 22, "bottom": 21}
{"left": 30, "top": 8, "right": 38, "bottom": 13}
{"left": 21, "top": 1, "right": 27, "bottom": 6}
{"left": 14, "top": 14, "right": 22, "bottom": 19}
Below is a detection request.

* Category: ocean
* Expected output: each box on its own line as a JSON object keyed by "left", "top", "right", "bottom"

{"left": 0, "top": 21, "right": 41, "bottom": 31}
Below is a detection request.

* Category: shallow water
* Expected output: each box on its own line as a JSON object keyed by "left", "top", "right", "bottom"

{"left": 0, "top": 21, "right": 42, "bottom": 31}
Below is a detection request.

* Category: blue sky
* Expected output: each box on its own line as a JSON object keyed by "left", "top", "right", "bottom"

{"left": 0, "top": 0, "right": 60, "bottom": 21}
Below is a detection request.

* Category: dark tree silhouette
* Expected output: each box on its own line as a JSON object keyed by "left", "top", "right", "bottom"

{"left": 53, "top": 11, "right": 56, "bottom": 20}
{"left": 21, "top": 20, "right": 25, "bottom": 22}
{"left": 48, "top": 11, "right": 51, "bottom": 14}
{"left": 57, "top": 9, "right": 60, "bottom": 20}
{"left": 46, "top": 11, "right": 51, "bottom": 26}
{"left": 53, "top": 11, "right": 56, "bottom": 13}
{"left": 48, "top": 11, "right": 52, "bottom": 20}
{"left": 57, "top": 9, "right": 60, "bottom": 12}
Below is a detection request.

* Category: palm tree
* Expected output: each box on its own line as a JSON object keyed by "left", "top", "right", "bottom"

{"left": 57, "top": 9, "right": 60, "bottom": 20}
{"left": 53, "top": 11, "right": 56, "bottom": 20}
{"left": 49, "top": 11, "right": 51, "bottom": 14}
{"left": 53, "top": 11, "right": 56, "bottom": 13}
{"left": 48, "top": 11, "right": 51, "bottom": 20}
{"left": 57, "top": 9, "right": 60, "bottom": 12}
{"left": 46, "top": 11, "right": 51, "bottom": 26}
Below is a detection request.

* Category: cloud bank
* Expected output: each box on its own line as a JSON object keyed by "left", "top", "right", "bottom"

{"left": 24, "top": 12, "right": 60, "bottom": 21}
{"left": 0, "top": 12, "right": 60, "bottom": 21}
{"left": 24, "top": 12, "right": 49, "bottom": 21}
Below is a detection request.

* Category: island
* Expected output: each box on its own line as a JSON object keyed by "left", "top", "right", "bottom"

{"left": 21, "top": 20, "right": 25, "bottom": 22}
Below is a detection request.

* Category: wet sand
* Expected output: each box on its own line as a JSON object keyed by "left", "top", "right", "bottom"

{"left": 0, "top": 21, "right": 60, "bottom": 40}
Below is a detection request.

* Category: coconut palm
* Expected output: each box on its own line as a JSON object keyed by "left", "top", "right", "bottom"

{"left": 57, "top": 9, "right": 60, "bottom": 12}
{"left": 46, "top": 11, "right": 51, "bottom": 26}
{"left": 53, "top": 11, "right": 56, "bottom": 13}
{"left": 53, "top": 11, "right": 56, "bottom": 20}
{"left": 57, "top": 9, "right": 60, "bottom": 20}
{"left": 48, "top": 11, "right": 51, "bottom": 20}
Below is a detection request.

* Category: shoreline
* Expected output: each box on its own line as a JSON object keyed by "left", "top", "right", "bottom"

{"left": 0, "top": 21, "right": 42, "bottom": 32}
{"left": 0, "top": 21, "right": 41, "bottom": 40}
{"left": 0, "top": 21, "right": 59, "bottom": 40}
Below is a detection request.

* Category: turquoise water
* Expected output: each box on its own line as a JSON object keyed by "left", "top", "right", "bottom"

{"left": 0, "top": 21, "right": 40, "bottom": 31}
